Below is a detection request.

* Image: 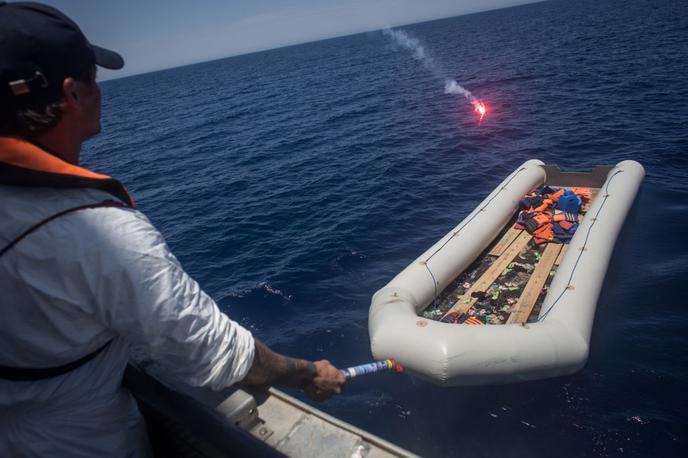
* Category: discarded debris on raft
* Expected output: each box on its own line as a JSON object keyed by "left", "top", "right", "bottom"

{"left": 422, "top": 185, "right": 593, "bottom": 325}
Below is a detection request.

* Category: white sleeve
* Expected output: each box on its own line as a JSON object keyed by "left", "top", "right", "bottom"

{"left": 89, "top": 207, "right": 255, "bottom": 391}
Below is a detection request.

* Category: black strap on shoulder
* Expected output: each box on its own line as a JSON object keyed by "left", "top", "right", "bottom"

{"left": 0, "top": 199, "right": 127, "bottom": 257}
{"left": 0, "top": 199, "right": 127, "bottom": 381}
{"left": 0, "top": 340, "right": 112, "bottom": 381}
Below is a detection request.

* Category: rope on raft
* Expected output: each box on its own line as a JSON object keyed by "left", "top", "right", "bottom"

{"left": 423, "top": 167, "right": 528, "bottom": 309}
{"left": 537, "top": 169, "right": 623, "bottom": 321}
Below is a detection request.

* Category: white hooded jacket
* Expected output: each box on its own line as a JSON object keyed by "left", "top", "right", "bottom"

{"left": 0, "top": 138, "right": 255, "bottom": 457}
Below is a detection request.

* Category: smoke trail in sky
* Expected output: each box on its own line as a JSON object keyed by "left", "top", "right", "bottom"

{"left": 382, "top": 27, "right": 440, "bottom": 77}
{"left": 383, "top": 27, "right": 487, "bottom": 124}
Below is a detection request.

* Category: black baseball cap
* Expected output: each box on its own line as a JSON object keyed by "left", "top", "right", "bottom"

{"left": 0, "top": 1, "right": 124, "bottom": 101}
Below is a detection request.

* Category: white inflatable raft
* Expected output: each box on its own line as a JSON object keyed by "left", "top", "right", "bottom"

{"left": 368, "top": 159, "right": 644, "bottom": 386}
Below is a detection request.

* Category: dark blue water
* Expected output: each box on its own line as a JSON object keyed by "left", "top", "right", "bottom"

{"left": 86, "top": 0, "right": 688, "bottom": 456}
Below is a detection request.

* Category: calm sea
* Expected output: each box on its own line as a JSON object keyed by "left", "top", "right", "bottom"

{"left": 87, "top": 0, "right": 688, "bottom": 456}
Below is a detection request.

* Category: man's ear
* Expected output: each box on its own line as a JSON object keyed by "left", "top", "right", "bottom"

{"left": 61, "top": 77, "right": 80, "bottom": 109}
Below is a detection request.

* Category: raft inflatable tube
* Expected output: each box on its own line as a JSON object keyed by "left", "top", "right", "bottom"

{"left": 368, "top": 159, "right": 644, "bottom": 386}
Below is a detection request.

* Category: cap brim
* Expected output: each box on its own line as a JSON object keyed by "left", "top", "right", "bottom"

{"left": 92, "top": 45, "right": 124, "bottom": 70}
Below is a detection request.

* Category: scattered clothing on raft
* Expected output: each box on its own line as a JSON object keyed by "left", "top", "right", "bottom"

{"left": 462, "top": 316, "right": 485, "bottom": 325}
{"left": 429, "top": 244, "right": 547, "bottom": 326}
{"left": 515, "top": 186, "right": 591, "bottom": 244}
{"left": 423, "top": 186, "right": 593, "bottom": 326}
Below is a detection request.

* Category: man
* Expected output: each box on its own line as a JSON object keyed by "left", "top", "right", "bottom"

{"left": 0, "top": 2, "right": 346, "bottom": 456}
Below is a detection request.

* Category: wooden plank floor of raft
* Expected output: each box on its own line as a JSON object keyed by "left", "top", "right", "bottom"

{"left": 555, "top": 244, "right": 568, "bottom": 266}
{"left": 441, "top": 231, "right": 532, "bottom": 320}
{"left": 488, "top": 226, "right": 524, "bottom": 257}
{"left": 506, "top": 242, "right": 563, "bottom": 324}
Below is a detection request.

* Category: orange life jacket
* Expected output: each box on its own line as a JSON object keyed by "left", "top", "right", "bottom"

{"left": 0, "top": 136, "right": 134, "bottom": 207}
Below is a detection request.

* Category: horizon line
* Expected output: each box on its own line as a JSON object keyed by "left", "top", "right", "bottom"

{"left": 101, "top": 0, "right": 543, "bottom": 83}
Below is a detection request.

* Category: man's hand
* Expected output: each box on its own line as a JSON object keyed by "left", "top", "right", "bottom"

{"left": 242, "top": 341, "right": 346, "bottom": 402}
{"left": 302, "top": 360, "right": 346, "bottom": 402}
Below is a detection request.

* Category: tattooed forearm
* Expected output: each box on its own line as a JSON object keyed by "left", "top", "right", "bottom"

{"left": 241, "top": 340, "right": 313, "bottom": 387}
{"left": 241, "top": 340, "right": 347, "bottom": 401}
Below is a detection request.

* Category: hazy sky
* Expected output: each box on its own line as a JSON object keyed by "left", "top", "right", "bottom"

{"left": 39, "top": 0, "right": 537, "bottom": 80}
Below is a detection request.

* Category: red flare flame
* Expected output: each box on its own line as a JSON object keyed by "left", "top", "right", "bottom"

{"left": 473, "top": 100, "right": 487, "bottom": 124}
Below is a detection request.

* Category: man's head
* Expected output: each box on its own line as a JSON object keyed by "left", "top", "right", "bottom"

{"left": 0, "top": 2, "right": 123, "bottom": 155}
